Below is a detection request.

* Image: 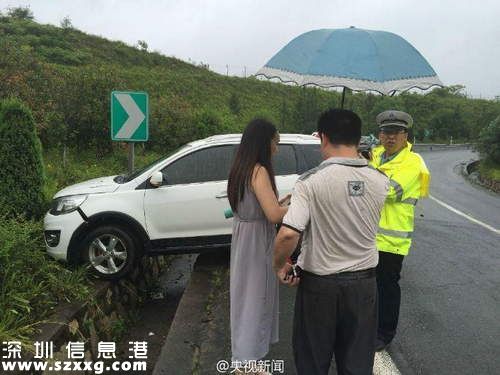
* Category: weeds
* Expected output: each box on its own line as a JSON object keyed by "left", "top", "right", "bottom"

{"left": 1, "top": 147, "right": 165, "bottom": 343}
{"left": 0, "top": 214, "right": 90, "bottom": 345}
{"left": 479, "top": 160, "right": 500, "bottom": 181}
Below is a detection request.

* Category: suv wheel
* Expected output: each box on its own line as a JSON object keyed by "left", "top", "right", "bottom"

{"left": 81, "top": 226, "right": 137, "bottom": 279}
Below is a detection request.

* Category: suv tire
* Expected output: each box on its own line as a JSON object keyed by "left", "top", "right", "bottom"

{"left": 81, "top": 225, "right": 137, "bottom": 280}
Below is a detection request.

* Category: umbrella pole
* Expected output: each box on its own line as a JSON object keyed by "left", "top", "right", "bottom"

{"left": 340, "top": 87, "right": 346, "bottom": 108}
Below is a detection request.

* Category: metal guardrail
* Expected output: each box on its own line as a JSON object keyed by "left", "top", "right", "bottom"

{"left": 412, "top": 143, "right": 474, "bottom": 152}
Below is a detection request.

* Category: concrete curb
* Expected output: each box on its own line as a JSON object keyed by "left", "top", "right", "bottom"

{"left": 460, "top": 159, "right": 500, "bottom": 194}
{"left": 152, "top": 251, "right": 229, "bottom": 375}
{"left": 152, "top": 263, "right": 211, "bottom": 375}
{"left": 10, "top": 281, "right": 109, "bottom": 374}
{"left": 33, "top": 281, "right": 109, "bottom": 347}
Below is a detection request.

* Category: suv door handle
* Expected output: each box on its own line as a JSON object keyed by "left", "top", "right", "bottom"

{"left": 216, "top": 192, "right": 228, "bottom": 199}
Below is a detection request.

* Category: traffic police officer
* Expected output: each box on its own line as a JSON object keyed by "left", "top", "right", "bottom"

{"left": 370, "top": 110, "right": 431, "bottom": 351}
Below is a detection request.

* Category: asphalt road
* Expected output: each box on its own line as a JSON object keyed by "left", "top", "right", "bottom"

{"left": 267, "top": 149, "right": 500, "bottom": 374}
{"left": 175, "top": 149, "right": 499, "bottom": 375}
{"left": 395, "top": 149, "right": 500, "bottom": 374}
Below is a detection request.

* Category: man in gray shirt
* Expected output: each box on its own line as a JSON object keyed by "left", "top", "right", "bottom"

{"left": 274, "top": 109, "right": 389, "bottom": 375}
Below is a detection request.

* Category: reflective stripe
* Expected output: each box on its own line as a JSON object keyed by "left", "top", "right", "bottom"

{"left": 401, "top": 197, "right": 418, "bottom": 205}
{"left": 389, "top": 179, "right": 403, "bottom": 201}
{"left": 378, "top": 228, "right": 413, "bottom": 238}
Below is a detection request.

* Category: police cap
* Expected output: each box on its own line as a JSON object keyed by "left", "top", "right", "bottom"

{"left": 376, "top": 110, "right": 413, "bottom": 130}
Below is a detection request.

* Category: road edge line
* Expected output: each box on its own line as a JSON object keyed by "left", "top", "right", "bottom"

{"left": 429, "top": 195, "right": 500, "bottom": 235}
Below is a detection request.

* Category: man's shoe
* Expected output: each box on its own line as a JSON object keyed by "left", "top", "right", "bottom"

{"left": 375, "top": 338, "right": 389, "bottom": 352}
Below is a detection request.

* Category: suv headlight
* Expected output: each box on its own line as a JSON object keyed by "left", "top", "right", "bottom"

{"left": 50, "top": 195, "right": 88, "bottom": 215}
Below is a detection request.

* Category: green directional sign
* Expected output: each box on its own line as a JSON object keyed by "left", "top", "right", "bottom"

{"left": 111, "top": 91, "right": 148, "bottom": 142}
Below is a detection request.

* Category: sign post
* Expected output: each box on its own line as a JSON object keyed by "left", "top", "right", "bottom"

{"left": 111, "top": 91, "right": 149, "bottom": 173}
{"left": 128, "top": 143, "right": 135, "bottom": 173}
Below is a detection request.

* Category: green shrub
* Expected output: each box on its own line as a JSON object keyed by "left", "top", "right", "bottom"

{"left": 38, "top": 46, "right": 84, "bottom": 65}
{"left": 0, "top": 98, "right": 45, "bottom": 218}
{"left": 149, "top": 95, "right": 198, "bottom": 152}
{"left": 228, "top": 92, "right": 242, "bottom": 115}
{"left": 193, "top": 107, "right": 232, "bottom": 139}
{"left": 0, "top": 215, "right": 90, "bottom": 345}
{"left": 477, "top": 115, "right": 500, "bottom": 164}
{"left": 6, "top": 6, "right": 34, "bottom": 20}
{"left": 479, "top": 161, "right": 500, "bottom": 181}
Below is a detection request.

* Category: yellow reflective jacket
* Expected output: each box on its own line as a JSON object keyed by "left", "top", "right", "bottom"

{"left": 370, "top": 142, "right": 430, "bottom": 256}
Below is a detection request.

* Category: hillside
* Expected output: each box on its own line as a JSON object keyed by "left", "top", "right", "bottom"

{"left": 1, "top": 15, "right": 499, "bottom": 154}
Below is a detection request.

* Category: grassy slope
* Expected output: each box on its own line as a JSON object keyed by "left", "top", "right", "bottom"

{"left": 0, "top": 16, "right": 340, "bottom": 134}
{"left": 2, "top": 16, "right": 500, "bottom": 149}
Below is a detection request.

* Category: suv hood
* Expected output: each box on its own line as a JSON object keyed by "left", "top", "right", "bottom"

{"left": 54, "top": 176, "right": 119, "bottom": 198}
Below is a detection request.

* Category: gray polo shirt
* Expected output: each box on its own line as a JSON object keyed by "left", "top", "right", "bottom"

{"left": 282, "top": 157, "right": 389, "bottom": 275}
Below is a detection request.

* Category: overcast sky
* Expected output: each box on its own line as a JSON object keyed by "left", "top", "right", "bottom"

{"left": 1, "top": 0, "right": 499, "bottom": 98}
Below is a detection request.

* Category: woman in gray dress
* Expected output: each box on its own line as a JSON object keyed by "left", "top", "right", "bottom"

{"left": 227, "top": 119, "right": 290, "bottom": 373}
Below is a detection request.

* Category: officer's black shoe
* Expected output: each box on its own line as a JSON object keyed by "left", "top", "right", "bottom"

{"left": 375, "top": 338, "right": 390, "bottom": 352}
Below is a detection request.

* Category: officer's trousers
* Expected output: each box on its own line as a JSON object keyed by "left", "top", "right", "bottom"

{"left": 376, "top": 251, "right": 405, "bottom": 344}
{"left": 293, "top": 268, "right": 377, "bottom": 375}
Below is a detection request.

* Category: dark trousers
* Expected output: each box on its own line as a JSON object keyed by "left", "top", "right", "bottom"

{"left": 293, "top": 269, "right": 377, "bottom": 375}
{"left": 376, "top": 251, "right": 404, "bottom": 344}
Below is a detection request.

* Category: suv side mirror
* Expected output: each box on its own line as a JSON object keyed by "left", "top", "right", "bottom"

{"left": 150, "top": 171, "right": 163, "bottom": 187}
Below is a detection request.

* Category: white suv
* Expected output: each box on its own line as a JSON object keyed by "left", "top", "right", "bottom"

{"left": 44, "top": 134, "right": 321, "bottom": 279}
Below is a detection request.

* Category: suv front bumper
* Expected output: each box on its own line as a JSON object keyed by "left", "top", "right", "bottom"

{"left": 44, "top": 210, "right": 85, "bottom": 261}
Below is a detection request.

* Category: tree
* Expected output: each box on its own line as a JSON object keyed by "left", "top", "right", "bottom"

{"left": 293, "top": 87, "right": 321, "bottom": 134}
{"left": 7, "top": 6, "right": 34, "bottom": 20}
{"left": 477, "top": 116, "right": 500, "bottom": 164}
{"left": 60, "top": 16, "right": 73, "bottom": 29}
{"left": 0, "top": 98, "right": 45, "bottom": 218}
{"left": 198, "top": 61, "right": 209, "bottom": 70}
{"left": 137, "top": 40, "right": 148, "bottom": 51}
{"left": 427, "top": 85, "right": 466, "bottom": 99}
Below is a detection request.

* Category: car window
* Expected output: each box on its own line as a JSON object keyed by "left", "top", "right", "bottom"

{"left": 123, "top": 144, "right": 191, "bottom": 183}
{"left": 162, "top": 145, "right": 236, "bottom": 185}
{"left": 274, "top": 144, "right": 298, "bottom": 176}
{"left": 298, "top": 144, "right": 322, "bottom": 172}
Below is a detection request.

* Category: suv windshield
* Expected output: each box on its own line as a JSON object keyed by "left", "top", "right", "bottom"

{"left": 114, "top": 145, "right": 192, "bottom": 183}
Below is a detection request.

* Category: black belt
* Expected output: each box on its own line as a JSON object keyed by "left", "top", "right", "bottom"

{"left": 301, "top": 267, "right": 376, "bottom": 280}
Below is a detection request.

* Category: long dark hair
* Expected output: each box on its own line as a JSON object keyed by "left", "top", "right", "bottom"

{"left": 227, "top": 119, "right": 278, "bottom": 212}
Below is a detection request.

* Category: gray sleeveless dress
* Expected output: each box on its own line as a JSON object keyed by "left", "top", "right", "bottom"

{"left": 230, "top": 188, "right": 279, "bottom": 361}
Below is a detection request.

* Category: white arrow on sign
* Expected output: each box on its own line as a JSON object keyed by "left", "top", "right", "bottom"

{"left": 114, "top": 93, "right": 146, "bottom": 139}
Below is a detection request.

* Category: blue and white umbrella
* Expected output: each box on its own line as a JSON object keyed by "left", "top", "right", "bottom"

{"left": 256, "top": 27, "right": 442, "bottom": 104}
